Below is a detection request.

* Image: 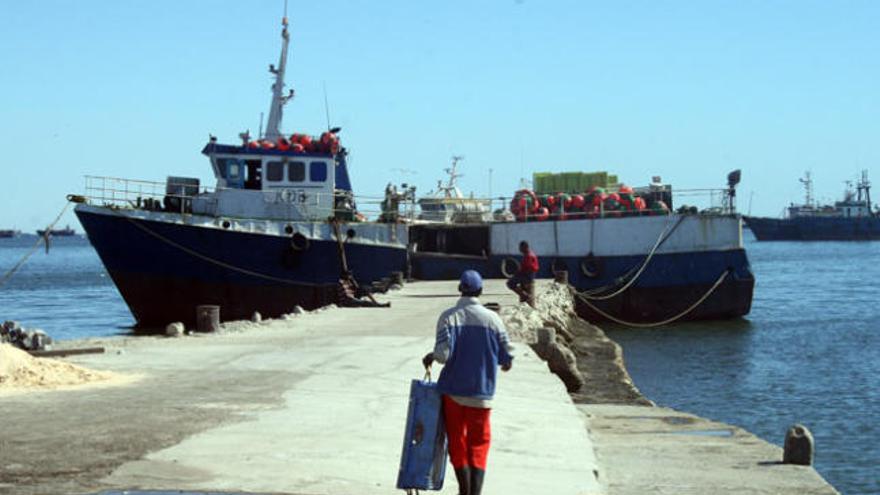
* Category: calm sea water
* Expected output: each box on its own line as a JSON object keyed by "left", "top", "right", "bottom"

{"left": 607, "top": 233, "right": 879, "bottom": 495}
{"left": 0, "top": 235, "right": 133, "bottom": 340}
{"left": 1, "top": 232, "right": 877, "bottom": 493}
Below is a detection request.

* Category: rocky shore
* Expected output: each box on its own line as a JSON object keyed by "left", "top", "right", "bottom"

{"left": 499, "top": 281, "right": 652, "bottom": 406}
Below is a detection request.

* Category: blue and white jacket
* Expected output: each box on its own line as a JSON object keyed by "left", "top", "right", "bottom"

{"left": 434, "top": 297, "right": 514, "bottom": 403}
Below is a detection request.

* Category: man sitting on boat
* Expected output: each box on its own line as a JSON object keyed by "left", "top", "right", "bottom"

{"left": 506, "top": 241, "right": 539, "bottom": 307}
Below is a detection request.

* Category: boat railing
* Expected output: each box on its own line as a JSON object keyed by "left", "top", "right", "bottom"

{"left": 81, "top": 176, "right": 215, "bottom": 214}
{"left": 79, "top": 175, "right": 407, "bottom": 220}
{"left": 671, "top": 187, "right": 738, "bottom": 215}
{"left": 477, "top": 186, "right": 737, "bottom": 221}
{"left": 79, "top": 176, "right": 734, "bottom": 222}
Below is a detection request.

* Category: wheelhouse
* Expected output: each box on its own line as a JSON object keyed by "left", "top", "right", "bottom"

{"left": 193, "top": 142, "right": 355, "bottom": 222}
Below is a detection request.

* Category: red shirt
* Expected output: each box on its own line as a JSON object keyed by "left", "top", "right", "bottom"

{"left": 520, "top": 250, "right": 539, "bottom": 274}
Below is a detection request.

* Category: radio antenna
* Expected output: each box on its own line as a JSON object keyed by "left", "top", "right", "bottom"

{"left": 323, "top": 81, "right": 332, "bottom": 131}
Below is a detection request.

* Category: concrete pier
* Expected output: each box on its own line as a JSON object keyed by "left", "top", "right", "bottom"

{"left": 0, "top": 280, "right": 838, "bottom": 495}
{"left": 0, "top": 280, "right": 600, "bottom": 495}
{"left": 582, "top": 405, "right": 838, "bottom": 495}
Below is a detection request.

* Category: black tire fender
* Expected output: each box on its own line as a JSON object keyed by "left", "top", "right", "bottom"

{"left": 290, "top": 232, "right": 310, "bottom": 251}
{"left": 580, "top": 253, "right": 601, "bottom": 278}
{"left": 501, "top": 257, "right": 520, "bottom": 279}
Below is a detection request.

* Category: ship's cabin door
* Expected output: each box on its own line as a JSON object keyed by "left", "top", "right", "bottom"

{"left": 225, "top": 159, "right": 245, "bottom": 189}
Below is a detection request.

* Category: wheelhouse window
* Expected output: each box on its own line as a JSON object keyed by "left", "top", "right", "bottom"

{"left": 310, "top": 161, "right": 328, "bottom": 182}
{"left": 266, "top": 161, "right": 284, "bottom": 182}
{"left": 227, "top": 162, "right": 239, "bottom": 179}
{"left": 289, "top": 161, "right": 306, "bottom": 182}
{"left": 215, "top": 158, "right": 232, "bottom": 178}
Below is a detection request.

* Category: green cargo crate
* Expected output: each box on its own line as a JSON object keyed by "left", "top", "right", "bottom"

{"left": 532, "top": 170, "right": 619, "bottom": 193}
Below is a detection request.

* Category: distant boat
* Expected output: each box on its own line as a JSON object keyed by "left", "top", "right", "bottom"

{"left": 36, "top": 225, "right": 76, "bottom": 237}
{"left": 416, "top": 156, "right": 492, "bottom": 224}
{"left": 745, "top": 171, "right": 880, "bottom": 240}
{"left": 0, "top": 229, "right": 21, "bottom": 238}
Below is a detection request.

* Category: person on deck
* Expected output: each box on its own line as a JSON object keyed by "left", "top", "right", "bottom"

{"left": 506, "top": 240, "right": 539, "bottom": 306}
{"left": 422, "top": 270, "right": 514, "bottom": 495}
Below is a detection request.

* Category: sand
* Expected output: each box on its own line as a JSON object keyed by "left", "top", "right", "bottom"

{"left": 0, "top": 343, "right": 132, "bottom": 394}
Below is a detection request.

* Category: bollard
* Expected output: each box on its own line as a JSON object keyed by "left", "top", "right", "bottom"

{"left": 524, "top": 280, "right": 536, "bottom": 308}
{"left": 554, "top": 270, "right": 569, "bottom": 285}
{"left": 391, "top": 271, "right": 405, "bottom": 286}
{"left": 196, "top": 305, "right": 220, "bottom": 333}
{"left": 783, "top": 424, "right": 814, "bottom": 465}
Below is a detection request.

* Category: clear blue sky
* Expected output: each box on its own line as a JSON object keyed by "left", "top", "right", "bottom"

{"left": 2, "top": 0, "right": 878, "bottom": 230}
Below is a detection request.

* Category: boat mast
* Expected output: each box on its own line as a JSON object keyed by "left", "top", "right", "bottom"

{"left": 442, "top": 155, "right": 465, "bottom": 198}
{"left": 799, "top": 171, "right": 814, "bottom": 208}
{"left": 860, "top": 170, "right": 873, "bottom": 214}
{"left": 264, "top": 3, "right": 293, "bottom": 141}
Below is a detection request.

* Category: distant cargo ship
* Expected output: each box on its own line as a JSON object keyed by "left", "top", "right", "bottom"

{"left": 0, "top": 229, "right": 21, "bottom": 238}
{"left": 36, "top": 225, "right": 77, "bottom": 237}
{"left": 745, "top": 171, "right": 880, "bottom": 241}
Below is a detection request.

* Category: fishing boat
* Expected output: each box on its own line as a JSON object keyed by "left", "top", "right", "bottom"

{"left": 745, "top": 170, "right": 880, "bottom": 241}
{"left": 417, "top": 156, "right": 492, "bottom": 224}
{"left": 71, "top": 14, "right": 407, "bottom": 328}
{"left": 36, "top": 225, "right": 76, "bottom": 237}
{"left": 745, "top": 171, "right": 880, "bottom": 241}
{"left": 408, "top": 170, "right": 754, "bottom": 324}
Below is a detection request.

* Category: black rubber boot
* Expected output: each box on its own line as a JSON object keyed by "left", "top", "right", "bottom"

{"left": 470, "top": 468, "right": 485, "bottom": 495}
{"left": 454, "top": 466, "right": 471, "bottom": 495}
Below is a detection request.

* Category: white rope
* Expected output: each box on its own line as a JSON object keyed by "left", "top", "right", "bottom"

{"left": 578, "top": 215, "right": 684, "bottom": 300}
{"left": 0, "top": 202, "right": 71, "bottom": 289}
{"left": 573, "top": 269, "right": 730, "bottom": 328}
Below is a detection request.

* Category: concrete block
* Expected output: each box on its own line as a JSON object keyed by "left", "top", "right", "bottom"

{"left": 165, "top": 322, "right": 185, "bottom": 337}
{"left": 547, "top": 342, "right": 585, "bottom": 393}
{"left": 537, "top": 327, "right": 556, "bottom": 345}
{"left": 30, "top": 330, "right": 52, "bottom": 351}
{"left": 2, "top": 320, "right": 21, "bottom": 332}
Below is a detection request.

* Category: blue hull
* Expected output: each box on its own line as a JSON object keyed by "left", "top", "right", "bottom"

{"left": 412, "top": 248, "right": 754, "bottom": 323}
{"left": 745, "top": 216, "right": 880, "bottom": 241}
{"left": 76, "top": 208, "right": 406, "bottom": 328}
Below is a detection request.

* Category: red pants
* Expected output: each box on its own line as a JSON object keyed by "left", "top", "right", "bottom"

{"left": 443, "top": 395, "right": 492, "bottom": 470}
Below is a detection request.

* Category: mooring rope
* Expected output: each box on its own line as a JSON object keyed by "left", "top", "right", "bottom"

{"left": 572, "top": 269, "right": 730, "bottom": 328}
{"left": 578, "top": 214, "right": 686, "bottom": 300}
{"left": 0, "top": 202, "right": 71, "bottom": 289}
{"left": 113, "top": 209, "right": 324, "bottom": 287}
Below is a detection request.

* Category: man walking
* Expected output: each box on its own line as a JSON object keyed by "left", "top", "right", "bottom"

{"left": 423, "top": 270, "right": 514, "bottom": 495}
{"left": 506, "top": 241, "right": 539, "bottom": 306}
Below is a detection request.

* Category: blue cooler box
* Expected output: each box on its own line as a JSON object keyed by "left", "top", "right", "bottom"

{"left": 396, "top": 378, "right": 448, "bottom": 491}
